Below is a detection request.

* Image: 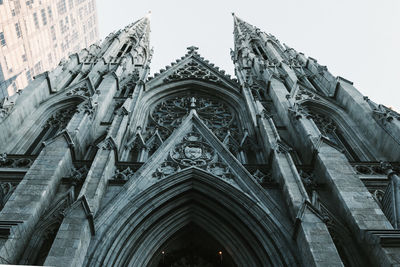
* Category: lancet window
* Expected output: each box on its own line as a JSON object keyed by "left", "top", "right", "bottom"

{"left": 26, "top": 105, "right": 77, "bottom": 155}
{"left": 309, "top": 111, "right": 359, "bottom": 161}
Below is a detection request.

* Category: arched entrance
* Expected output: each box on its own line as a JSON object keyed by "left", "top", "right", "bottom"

{"left": 85, "top": 168, "right": 299, "bottom": 267}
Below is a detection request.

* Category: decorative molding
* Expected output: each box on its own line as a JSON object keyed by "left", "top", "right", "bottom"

{"left": 112, "top": 167, "right": 135, "bottom": 181}
{"left": 43, "top": 106, "right": 77, "bottom": 129}
{"left": 0, "top": 154, "right": 34, "bottom": 169}
{"left": 0, "top": 182, "right": 16, "bottom": 211}
{"left": 0, "top": 220, "right": 23, "bottom": 239}
{"left": 97, "top": 137, "right": 117, "bottom": 151}
{"left": 66, "top": 166, "right": 89, "bottom": 186}
{"left": 365, "top": 230, "right": 400, "bottom": 247}
{"left": 163, "top": 60, "right": 221, "bottom": 84}
{"left": 153, "top": 129, "right": 233, "bottom": 181}
{"left": 372, "top": 104, "right": 400, "bottom": 125}
{"left": 78, "top": 99, "right": 97, "bottom": 117}
{"left": 148, "top": 95, "right": 239, "bottom": 142}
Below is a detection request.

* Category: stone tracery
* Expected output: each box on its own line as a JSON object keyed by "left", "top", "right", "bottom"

{"left": 147, "top": 95, "right": 239, "bottom": 142}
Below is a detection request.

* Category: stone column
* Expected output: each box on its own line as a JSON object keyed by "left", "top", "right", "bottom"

{"left": 44, "top": 141, "right": 115, "bottom": 267}
{"left": 258, "top": 113, "right": 343, "bottom": 266}
{"left": 0, "top": 136, "right": 73, "bottom": 264}
{"left": 44, "top": 101, "right": 131, "bottom": 266}
{"left": 293, "top": 113, "right": 400, "bottom": 266}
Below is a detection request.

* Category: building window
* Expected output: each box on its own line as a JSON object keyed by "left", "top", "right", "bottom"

{"left": 22, "top": 54, "right": 27, "bottom": 62}
{"left": 15, "top": 23, "right": 22, "bottom": 38}
{"left": 26, "top": 106, "right": 77, "bottom": 155}
{"left": 47, "top": 6, "right": 53, "bottom": 20}
{"left": 33, "top": 13, "right": 39, "bottom": 29}
{"left": 34, "top": 61, "right": 42, "bottom": 74}
{"left": 59, "top": 20, "right": 65, "bottom": 34}
{"left": 57, "top": 0, "right": 66, "bottom": 15}
{"left": 0, "top": 32, "right": 6, "bottom": 46}
{"left": 50, "top": 26, "right": 56, "bottom": 40}
{"left": 41, "top": 9, "right": 47, "bottom": 25}
{"left": 12, "top": 82, "right": 17, "bottom": 92}
{"left": 26, "top": 70, "right": 32, "bottom": 82}
{"left": 0, "top": 0, "right": 3, "bottom": 5}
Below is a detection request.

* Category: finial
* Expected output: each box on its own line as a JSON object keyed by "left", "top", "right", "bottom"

{"left": 145, "top": 11, "right": 152, "bottom": 19}
{"left": 187, "top": 46, "right": 199, "bottom": 54}
{"left": 190, "top": 97, "right": 197, "bottom": 110}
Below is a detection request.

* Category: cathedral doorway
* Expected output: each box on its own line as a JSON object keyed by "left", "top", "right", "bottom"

{"left": 150, "top": 223, "right": 235, "bottom": 267}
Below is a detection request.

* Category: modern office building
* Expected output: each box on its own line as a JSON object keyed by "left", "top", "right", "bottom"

{"left": 0, "top": 0, "right": 99, "bottom": 98}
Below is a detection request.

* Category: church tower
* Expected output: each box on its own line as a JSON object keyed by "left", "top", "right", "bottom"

{"left": 0, "top": 12, "right": 399, "bottom": 266}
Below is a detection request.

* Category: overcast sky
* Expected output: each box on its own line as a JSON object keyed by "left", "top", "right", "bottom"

{"left": 97, "top": 0, "right": 400, "bottom": 110}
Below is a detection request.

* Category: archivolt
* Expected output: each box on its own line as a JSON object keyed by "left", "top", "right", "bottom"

{"left": 134, "top": 80, "right": 253, "bottom": 136}
{"left": 84, "top": 168, "right": 299, "bottom": 267}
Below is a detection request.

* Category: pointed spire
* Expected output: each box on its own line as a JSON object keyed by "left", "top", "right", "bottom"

{"left": 232, "top": 13, "right": 256, "bottom": 41}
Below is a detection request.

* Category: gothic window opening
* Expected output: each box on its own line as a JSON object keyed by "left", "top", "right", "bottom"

{"left": 116, "top": 43, "right": 128, "bottom": 58}
{"left": 116, "top": 43, "right": 133, "bottom": 60}
{"left": 19, "top": 190, "right": 74, "bottom": 266}
{"left": 251, "top": 42, "right": 268, "bottom": 61}
{"left": 309, "top": 111, "right": 359, "bottom": 161}
{"left": 26, "top": 105, "right": 77, "bottom": 155}
{"left": 146, "top": 95, "right": 240, "bottom": 142}
{"left": 0, "top": 182, "right": 16, "bottom": 211}
{"left": 132, "top": 95, "right": 263, "bottom": 164}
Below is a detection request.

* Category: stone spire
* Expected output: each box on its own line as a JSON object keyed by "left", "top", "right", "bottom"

{"left": 232, "top": 13, "right": 256, "bottom": 41}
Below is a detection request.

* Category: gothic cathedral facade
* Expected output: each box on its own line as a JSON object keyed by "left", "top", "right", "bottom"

{"left": 0, "top": 13, "right": 399, "bottom": 266}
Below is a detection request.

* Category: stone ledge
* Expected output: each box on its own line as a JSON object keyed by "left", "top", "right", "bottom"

{"left": 365, "top": 230, "right": 400, "bottom": 247}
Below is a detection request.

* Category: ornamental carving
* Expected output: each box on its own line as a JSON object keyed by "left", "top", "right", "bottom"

{"left": 148, "top": 96, "right": 239, "bottom": 141}
{"left": 309, "top": 112, "right": 337, "bottom": 135}
{"left": 170, "top": 132, "right": 214, "bottom": 168}
{"left": 353, "top": 164, "right": 386, "bottom": 175}
{"left": 66, "top": 86, "right": 91, "bottom": 97}
{"left": 0, "top": 154, "right": 34, "bottom": 168}
{"left": 153, "top": 130, "right": 233, "bottom": 181}
{"left": 252, "top": 169, "right": 272, "bottom": 184}
{"left": 78, "top": 100, "right": 97, "bottom": 117}
{"left": 112, "top": 167, "right": 135, "bottom": 181}
{"left": 44, "top": 106, "right": 77, "bottom": 129}
{"left": 0, "top": 182, "right": 16, "bottom": 210}
{"left": 0, "top": 97, "right": 15, "bottom": 119}
{"left": 67, "top": 166, "right": 89, "bottom": 186}
{"left": 163, "top": 60, "right": 220, "bottom": 84}
{"left": 372, "top": 104, "right": 400, "bottom": 125}
{"left": 294, "top": 88, "right": 320, "bottom": 102}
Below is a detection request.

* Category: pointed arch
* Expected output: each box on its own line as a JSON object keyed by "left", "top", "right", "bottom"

{"left": 299, "top": 99, "right": 379, "bottom": 161}
{"left": 5, "top": 95, "right": 84, "bottom": 154}
{"left": 126, "top": 80, "right": 260, "bottom": 163}
{"left": 19, "top": 189, "right": 75, "bottom": 265}
{"left": 24, "top": 97, "right": 83, "bottom": 155}
{"left": 84, "top": 168, "right": 299, "bottom": 267}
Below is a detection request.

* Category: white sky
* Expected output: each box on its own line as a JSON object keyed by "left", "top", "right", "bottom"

{"left": 97, "top": 0, "right": 400, "bottom": 110}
